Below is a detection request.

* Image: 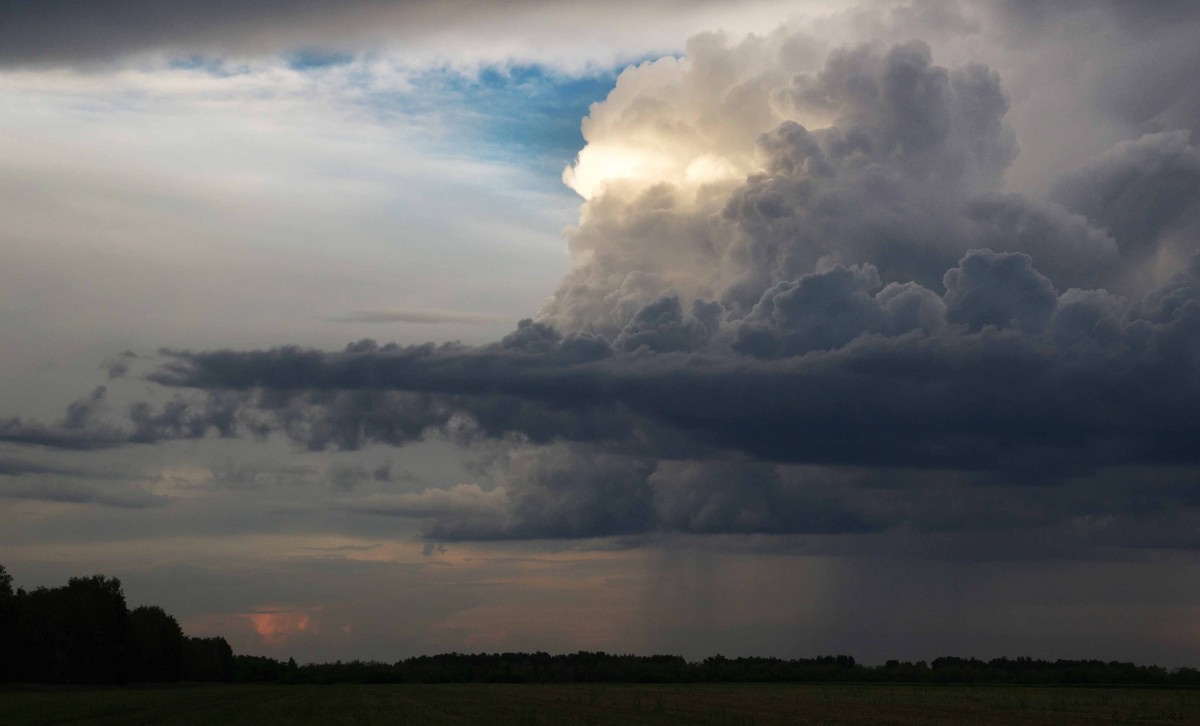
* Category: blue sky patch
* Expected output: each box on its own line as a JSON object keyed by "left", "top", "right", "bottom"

{"left": 162, "top": 52, "right": 661, "bottom": 192}
{"left": 379, "top": 62, "right": 633, "bottom": 183}
{"left": 286, "top": 49, "right": 357, "bottom": 71}
{"left": 165, "top": 55, "right": 251, "bottom": 77}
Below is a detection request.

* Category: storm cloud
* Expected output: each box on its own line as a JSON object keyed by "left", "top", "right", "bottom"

{"left": 8, "top": 2, "right": 1200, "bottom": 669}
{"left": 0, "top": 0, "right": 809, "bottom": 69}
{"left": 7, "top": 3, "right": 1200, "bottom": 556}
{"left": 0, "top": 0, "right": 522, "bottom": 66}
{"left": 118, "top": 29, "right": 1200, "bottom": 547}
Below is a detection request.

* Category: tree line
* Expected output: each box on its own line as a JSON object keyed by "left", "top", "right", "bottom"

{"left": 0, "top": 564, "right": 232, "bottom": 683}
{"left": 226, "top": 652, "right": 1200, "bottom": 687}
{"left": 4, "top": 564, "right": 1200, "bottom": 686}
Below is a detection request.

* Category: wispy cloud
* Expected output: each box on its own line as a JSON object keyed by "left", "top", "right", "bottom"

{"left": 328, "top": 309, "right": 507, "bottom": 325}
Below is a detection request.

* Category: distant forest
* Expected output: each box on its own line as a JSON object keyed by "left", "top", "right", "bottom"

{"left": 3, "top": 564, "right": 1200, "bottom": 686}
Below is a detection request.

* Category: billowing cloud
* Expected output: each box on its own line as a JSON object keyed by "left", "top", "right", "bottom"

{"left": 8, "top": 10, "right": 1200, "bottom": 561}
{"left": 1052, "top": 130, "right": 1200, "bottom": 285}
{"left": 545, "top": 35, "right": 1126, "bottom": 340}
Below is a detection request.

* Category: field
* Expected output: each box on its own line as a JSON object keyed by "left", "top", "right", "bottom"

{"left": 3, "top": 682, "right": 1200, "bottom": 725}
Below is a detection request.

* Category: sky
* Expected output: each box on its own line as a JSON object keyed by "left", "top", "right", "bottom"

{"left": 3, "top": 0, "right": 1200, "bottom": 666}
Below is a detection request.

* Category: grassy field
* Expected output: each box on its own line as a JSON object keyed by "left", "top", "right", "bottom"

{"left": 3, "top": 682, "right": 1200, "bottom": 725}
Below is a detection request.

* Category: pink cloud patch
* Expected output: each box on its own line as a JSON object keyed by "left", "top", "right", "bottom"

{"left": 243, "top": 608, "right": 318, "bottom": 645}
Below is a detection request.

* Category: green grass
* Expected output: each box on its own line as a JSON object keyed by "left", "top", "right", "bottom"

{"left": 3, "top": 683, "right": 1200, "bottom": 725}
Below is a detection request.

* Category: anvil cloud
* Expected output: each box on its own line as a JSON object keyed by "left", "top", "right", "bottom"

{"left": 137, "top": 32, "right": 1200, "bottom": 546}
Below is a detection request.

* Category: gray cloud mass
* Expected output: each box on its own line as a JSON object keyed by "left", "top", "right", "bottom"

{"left": 0, "top": 0, "right": 742, "bottom": 68}
{"left": 7, "top": 8, "right": 1200, "bottom": 559}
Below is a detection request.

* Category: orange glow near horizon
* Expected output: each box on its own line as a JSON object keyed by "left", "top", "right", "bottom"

{"left": 243, "top": 608, "right": 317, "bottom": 645}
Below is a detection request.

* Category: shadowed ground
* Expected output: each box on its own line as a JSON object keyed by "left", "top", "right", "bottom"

{"left": 3, "top": 683, "right": 1200, "bottom": 724}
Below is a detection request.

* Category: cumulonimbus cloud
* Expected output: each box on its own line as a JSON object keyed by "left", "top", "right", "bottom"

{"left": 12, "top": 20, "right": 1200, "bottom": 549}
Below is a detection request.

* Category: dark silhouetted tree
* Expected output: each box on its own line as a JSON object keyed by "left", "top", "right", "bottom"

{"left": 14, "top": 574, "right": 133, "bottom": 683}
{"left": 0, "top": 564, "right": 15, "bottom": 682}
{"left": 129, "top": 605, "right": 184, "bottom": 682}
{"left": 182, "top": 636, "right": 234, "bottom": 682}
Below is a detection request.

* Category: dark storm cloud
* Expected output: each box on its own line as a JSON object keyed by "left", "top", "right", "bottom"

{"left": 0, "top": 0, "right": 395, "bottom": 66}
{"left": 941, "top": 250, "right": 1058, "bottom": 333}
{"left": 1052, "top": 131, "right": 1200, "bottom": 266}
{"left": 995, "top": 1, "right": 1200, "bottom": 131}
{"left": 732, "top": 264, "right": 943, "bottom": 358}
{"left": 649, "top": 459, "right": 882, "bottom": 536}
{"left": 130, "top": 35, "right": 1200, "bottom": 547}
{"left": 62, "top": 386, "right": 109, "bottom": 430}
{"left": 148, "top": 252, "right": 1200, "bottom": 475}
{"left": 100, "top": 351, "right": 139, "bottom": 380}
{"left": 352, "top": 447, "right": 884, "bottom": 541}
{"left": 734, "top": 41, "right": 1115, "bottom": 294}
{"left": 12, "top": 22, "right": 1200, "bottom": 550}
{"left": 0, "top": 0, "right": 719, "bottom": 67}
{"left": 343, "top": 450, "right": 1200, "bottom": 547}
{"left": 546, "top": 37, "right": 1127, "bottom": 339}
{"left": 0, "top": 415, "right": 128, "bottom": 450}
{"left": 352, "top": 447, "right": 658, "bottom": 540}
{"left": 0, "top": 386, "right": 247, "bottom": 450}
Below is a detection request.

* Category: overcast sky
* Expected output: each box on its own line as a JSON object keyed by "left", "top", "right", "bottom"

{"left": 4, "top": 0, "right": 1200, "bottom": 666}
